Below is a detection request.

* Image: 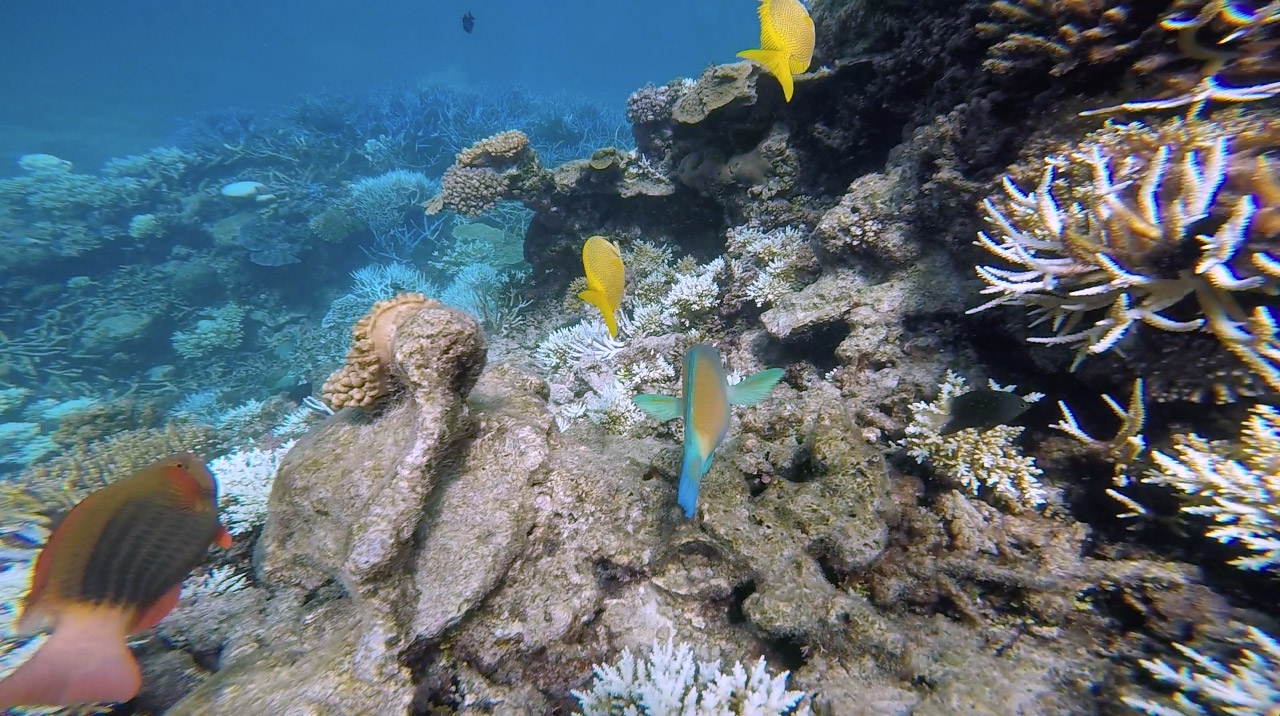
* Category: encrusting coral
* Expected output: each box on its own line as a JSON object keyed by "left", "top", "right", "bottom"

{"left": 967, "top": 109, "right": 1280, "bottom": 390}
{"left": 321, "top": 292, "right": 433, "bottom": 409}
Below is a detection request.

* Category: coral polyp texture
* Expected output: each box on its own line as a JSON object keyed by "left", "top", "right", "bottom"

{"left": 321, "top": 292, "right": 434, "bottom": 409}
{"left": 967, "top": 110, "right": 1280, "bottom": 390}
{"left": 426, "top": 130, "right": 540, "bottom": 218}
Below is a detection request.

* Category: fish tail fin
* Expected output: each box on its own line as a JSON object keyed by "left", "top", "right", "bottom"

{"left": 577, "top": 289, "right": 618, "bottom": 338}
{"left": 676, "top": 446, "right": 713, "bottom": 518}
{"left": 736, "top": 49, "right": 795, "bottom": 101}
{"left": 0, "top": 606, "right": 139, "bottom": 709}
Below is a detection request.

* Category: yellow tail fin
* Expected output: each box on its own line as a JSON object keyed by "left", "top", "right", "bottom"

{"left": 578, "top": 289, "right": 619, "bottom": 338}
{"left": 737, "top": 48, "right": 795, "bottom": 102}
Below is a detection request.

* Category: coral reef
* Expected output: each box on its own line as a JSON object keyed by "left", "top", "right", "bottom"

{"left": 2, "top": 0, "right": 1279, "bottom": 712}
{"left": 967, "top": 109, "right": 1280, "bottom": 390}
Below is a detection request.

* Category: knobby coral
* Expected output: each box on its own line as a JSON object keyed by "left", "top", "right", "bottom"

{"left": 967, "top": 110, "right": 1280, "bottom": 390}
{"left": 321, "top": 293, "right": 433, "bottom": 409}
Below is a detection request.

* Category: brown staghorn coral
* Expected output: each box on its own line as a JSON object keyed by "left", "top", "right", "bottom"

{"left": 321, "top": 292, "right": 435, "bottom": 409}
{"left": 967, "top": 108, "right": 1280, "bottom": 390}
{"left": 982, "top": 0, "right": 1280, "bottom": 108}
{"left": 0, "top": 421, "right": 223, "bottom": 534}
{"left": 979, "top": 0, "right": 1152, "bottom": 77}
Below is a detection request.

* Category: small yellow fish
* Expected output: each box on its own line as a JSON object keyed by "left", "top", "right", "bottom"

{"left": 578, "top": 236, "right": 625, "bottom": 338}
{"left": 737, "top": 0, "right": 815, "bottom": 102}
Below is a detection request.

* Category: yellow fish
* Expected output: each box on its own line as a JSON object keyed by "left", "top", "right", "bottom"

{"left": 633, "top": 345, "right": 784, "bottom": 517}
{"left": 578, "top": 236, "right": 625, "bottom": 338}
{"left": 737, "top": 0, "right": 815, "bottom": 102}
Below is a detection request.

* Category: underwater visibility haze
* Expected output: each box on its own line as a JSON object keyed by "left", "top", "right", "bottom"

{"left": 1, "top": 0, "right": 1279, "bottom": 714}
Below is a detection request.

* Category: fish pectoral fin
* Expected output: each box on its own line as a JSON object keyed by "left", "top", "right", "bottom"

{"left": 578, "top": 290, "right": 619, "bottom": 338}
{"left": 737, "top": 49, "right": 795, "bottom": 101}
{"left": 727, "top": 368, "right": 784, "bottom": 406}
{"left": 632, "top": 394, "right": 683, "bottom": 422}
{"left": 129, "top": 583, "right": 183, "bottom": 633}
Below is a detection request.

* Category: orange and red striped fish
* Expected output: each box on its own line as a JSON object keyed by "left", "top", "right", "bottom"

{"left": 0, "top": 452, "right": 232, "bottom": 709}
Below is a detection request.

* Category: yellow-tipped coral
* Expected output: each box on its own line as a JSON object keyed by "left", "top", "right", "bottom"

{"left": 967, "top": 110, "right": 1280, "bottom": 391}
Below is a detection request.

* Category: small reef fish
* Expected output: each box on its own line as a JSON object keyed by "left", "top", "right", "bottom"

{"left": 939, "top": 389, "right": 1032, "bottom": 436}
{"left": 578, "top": 235, "right": 625, "bottom": 338}
{"left": 633, "top": 345, "right": 784, "bottom": 517}
{"left": 737, "top": 0, "right": 815, "bottom": 102}
{"left": 0, "top": 453, "right": 232, "bottom": 709}
{"left": 462, "top": 11, "right": 475, "bottom": 33}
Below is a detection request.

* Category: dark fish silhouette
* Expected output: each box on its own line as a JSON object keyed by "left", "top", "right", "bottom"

{"left": 462, "top": 11, "right": 475, "bottom": 33}
{"left": 939, "top": 389, "right": 1031, "bottom": 436}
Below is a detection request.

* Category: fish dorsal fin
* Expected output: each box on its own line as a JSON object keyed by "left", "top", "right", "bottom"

{"left": 727, "top": 368, "right": 784, "bottom": 407}
{"left": 771, "top": 0, "right": 815, "bottom": 73}
{"left": 755, "top": 0, "right": 789, "bottom": 53}
{"left": 632, "top": 394, "right": 683, "bottom": 422}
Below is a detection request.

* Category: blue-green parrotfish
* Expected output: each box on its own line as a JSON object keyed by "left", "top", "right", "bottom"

{"left": 632, "top": 345, "right": 784, "bottom": 517}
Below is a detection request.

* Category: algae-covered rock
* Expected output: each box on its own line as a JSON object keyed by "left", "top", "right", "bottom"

{"left": 672, "top": 62, "right": 759, "bottom": 125}
{"left": 411, "top": 365, "right": 553, "bottom": 640}
{"left": 172, "top": 303, "right": 486, "bottom": 713}
{"left": 260, "top": 303, "right": 486, "bottom": 591}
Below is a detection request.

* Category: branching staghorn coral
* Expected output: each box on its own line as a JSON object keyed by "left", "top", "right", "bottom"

{"left": 967, "top": 110, "right": 1280, "bottom": 390}
{"left": 1146, "top": 403, "right": 1280, "bottom": 570}
{"left": 572, "top": 640, "right": 811, "bottom": 716}
{"left": 725, "top": 223, "right": 815, "bottom": 307}
{"left": 1124, "top": 624, "right": 1280, "bottom": 715}
{"left": 899, "top": 372, "right": 1048, "bottom": 510}
{"left": 981, "top": 0, "right": 1280, "bottom": 112}
{"left": 979, "top": 0, "right": 1147, "bottom": 77}
{"left": 1058, "top": 378, "right": 1279, "bottom": 571}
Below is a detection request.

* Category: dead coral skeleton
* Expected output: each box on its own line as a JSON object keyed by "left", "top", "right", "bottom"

{"left": 967, "top": 112, "right": 1280, "bottom": 391}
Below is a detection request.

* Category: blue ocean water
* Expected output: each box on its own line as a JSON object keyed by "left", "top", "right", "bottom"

{"left": 0, "top": 0, "right": 754, "bottom": 172}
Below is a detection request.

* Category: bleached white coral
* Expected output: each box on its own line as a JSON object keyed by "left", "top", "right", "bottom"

{"left": 582, "top": 376, "right": 648, "bottom": 435}
{"left": 1145, "top": 404, "right": 1280, "bottom": 571}
{"left": 662, "top": 258, "right": 723, "bottom": 327}
{"left": 534, "top": 319, "right": 626, "bottom": 373}
{"left": 210, "top": 440, "right": 296, "bottom": 534}
{"left": 1124, "top": 626, "right": 1280, "bottom": 716}
{"left": 572, "top": 639, "right": 811, "bottom": 716}
{"left": 171, "top": 303, "right": 247, "bottom": 359}
{"left": 728, "top": 224, "right": 811, "bottom": 307}
{"left": 899, "top": 371, "right": 1047, "bottom": 509}
{"left": 183, "top": 565, "right": 250, "bottom": 599}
